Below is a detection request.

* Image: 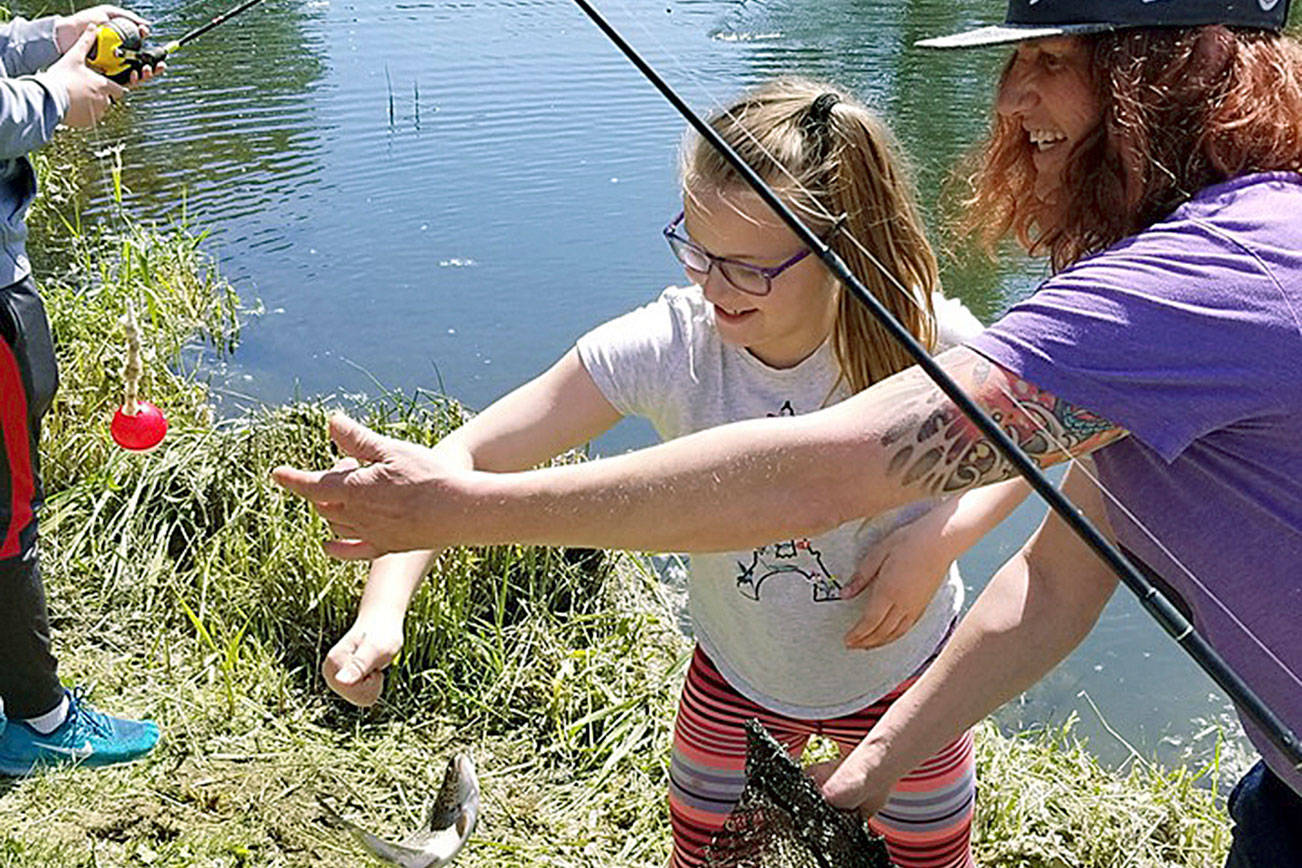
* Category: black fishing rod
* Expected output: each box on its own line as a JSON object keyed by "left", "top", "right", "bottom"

{"left": 567, "top": 0, "right": 1302, "bottom": 771}
{"left": 88, "top": 0, "right": 272, "bottom": 83}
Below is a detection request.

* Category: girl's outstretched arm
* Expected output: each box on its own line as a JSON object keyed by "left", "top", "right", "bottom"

{"left": 320, "top": 348, "right": 622, "bottom": 706}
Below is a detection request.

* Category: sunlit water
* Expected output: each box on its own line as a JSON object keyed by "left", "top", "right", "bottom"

{"left": 60, "top": 0, "right": 1252, "bottom": 780}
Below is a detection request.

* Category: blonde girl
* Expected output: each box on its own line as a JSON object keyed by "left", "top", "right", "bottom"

{"left": 318, "top": 78, "right": 1009, "bottom": 868}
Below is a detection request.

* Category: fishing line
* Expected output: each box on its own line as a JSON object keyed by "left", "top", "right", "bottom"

{"left": 610, "top": 0, "right": 1291, "bottom": 664}
{"left": 567, "top": 0, "right": 1302, "bottom": 769}
{"left": 613, "top": 0, "right": 1302, "bottom": 710}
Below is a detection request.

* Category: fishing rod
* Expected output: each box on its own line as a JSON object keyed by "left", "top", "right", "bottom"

{"left": 567, "top": 0, "right": 1302, "bottom": 770}
{"left": 87, "top": 0, "right": 272, "bottom": 83}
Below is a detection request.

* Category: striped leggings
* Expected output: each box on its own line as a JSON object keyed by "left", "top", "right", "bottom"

{"left": 669, "top": 646, "right": 975, "bottom": 868}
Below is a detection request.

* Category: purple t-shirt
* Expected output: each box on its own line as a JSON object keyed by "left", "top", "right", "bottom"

{"left": 968, "top": 173, "right": 1302, "bottom": 795}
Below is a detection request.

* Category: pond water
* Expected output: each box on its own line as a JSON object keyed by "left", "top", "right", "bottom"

{"left": 69, "top": 0, "right": 1251, "bottom": 776}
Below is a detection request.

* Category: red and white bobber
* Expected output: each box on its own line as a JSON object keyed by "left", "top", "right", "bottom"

{"left": 110, "top": 302, "right": 168, "bottom": 452}
{"left": 111, "top": 399, "right": 168, "bottom": 451}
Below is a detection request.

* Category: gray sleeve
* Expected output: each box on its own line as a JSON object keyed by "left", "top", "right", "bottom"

{"left": 0, "top": 18, "right": 62, "bottom": 78}
{"left": 0, "top": 76, "right": 67, "bottom": 160}
{"left": 932, "top": 291, "right": 985, "bottom": 352}
{"left": 0, "top": 18, "right": 66, "bottom": 160}
{"left": 574, "top": 291, "right": 689, "bottom": 423}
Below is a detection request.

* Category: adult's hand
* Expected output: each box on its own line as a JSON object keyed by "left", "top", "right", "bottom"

{"left": 805, "top": 749, "right": 895, "bottom": 820}
{"left": 272, "top": 414, "right": 470, "bottom": 559}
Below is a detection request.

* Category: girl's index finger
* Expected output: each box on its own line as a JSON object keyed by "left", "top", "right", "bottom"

{"left": 840, "top": 569, "right": 875, "bottom": 599}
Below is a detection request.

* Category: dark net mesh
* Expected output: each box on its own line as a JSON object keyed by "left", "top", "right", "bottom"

{"left": 701, "top": 719, "right": 894, "bottom": 868}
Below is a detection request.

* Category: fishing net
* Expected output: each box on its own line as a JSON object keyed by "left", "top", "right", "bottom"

{"left": 701, "top": 719, "right": 894, "bottom": 868}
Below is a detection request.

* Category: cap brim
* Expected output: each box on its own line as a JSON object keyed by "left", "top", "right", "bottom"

{"left": 916, "top": 22, "right": 1116, "bottom": 49}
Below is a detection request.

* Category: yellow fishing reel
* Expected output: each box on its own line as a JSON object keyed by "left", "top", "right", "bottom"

{"left": 84, "top": 0, "right": 266, "bottom": 83}
{"left": 87, "top": 19, "right": 144, "bottom": 83}
{"left": 87, "top": 19, "right": 171, "bottom": 84}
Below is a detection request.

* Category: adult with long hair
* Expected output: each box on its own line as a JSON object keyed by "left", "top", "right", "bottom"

{"left": 275, "top": 1, "right": 1302, "bottom": 861}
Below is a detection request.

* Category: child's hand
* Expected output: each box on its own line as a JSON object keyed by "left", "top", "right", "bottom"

{"left": 55, "top": 6, "right": 150, "bottom": 52}
{"left": 47, "top": 26, "right": 126, "bottom": 128}
{"left": 842, "top": 505, "right": 959, "bottom": 649}
{"left": 322, "top": 618, "right": 405, "bottom": 707}
{"left": 56, "top": 10, "right": 165, "bottom": 91}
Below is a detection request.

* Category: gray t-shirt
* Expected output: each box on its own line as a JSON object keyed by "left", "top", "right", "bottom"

{"left": 577, "top": 285, "right": 983, "bottom": 717}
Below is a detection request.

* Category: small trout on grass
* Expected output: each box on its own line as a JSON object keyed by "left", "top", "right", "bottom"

{"left": 318, "top": 753, "right": 480, "bottom": 867}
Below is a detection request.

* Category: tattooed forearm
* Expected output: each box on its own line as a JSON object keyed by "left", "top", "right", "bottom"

{"left": 881, "top": 350, "right": 1126, "bottom": 496}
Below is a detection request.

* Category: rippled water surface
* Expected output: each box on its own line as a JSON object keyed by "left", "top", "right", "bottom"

{"left": 71, "top": 0, "right": 1251, "bottom": 773}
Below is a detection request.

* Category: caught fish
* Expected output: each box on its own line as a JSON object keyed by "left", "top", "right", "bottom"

{"left": 319, "top": 753, "right": 480, "bottom": 868}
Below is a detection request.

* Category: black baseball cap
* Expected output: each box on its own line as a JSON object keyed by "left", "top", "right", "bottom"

{"left": 917, "top": 0, "right": 1291, "bottom": 49}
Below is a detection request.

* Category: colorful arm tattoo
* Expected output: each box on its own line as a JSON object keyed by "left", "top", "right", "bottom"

{"left": 880, "top": 350, "right": 1127, "bottom": 496}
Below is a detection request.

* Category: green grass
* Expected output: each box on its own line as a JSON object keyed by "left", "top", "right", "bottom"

{"left": 0, "top": 128, "right": 1237, "bottom": 867}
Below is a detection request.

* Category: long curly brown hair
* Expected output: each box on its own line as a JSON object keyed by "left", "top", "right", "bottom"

{"left": 962, "top": 27, "right": 1302, "bottom": 270}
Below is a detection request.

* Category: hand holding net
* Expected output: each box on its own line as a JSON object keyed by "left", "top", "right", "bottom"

{"left": 701, "top": 719, "right": 894, "bottom": 868}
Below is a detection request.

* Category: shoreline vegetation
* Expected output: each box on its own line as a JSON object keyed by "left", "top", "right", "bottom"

{"left": 0, "top": 132, "right": 1235, "bottom": 867}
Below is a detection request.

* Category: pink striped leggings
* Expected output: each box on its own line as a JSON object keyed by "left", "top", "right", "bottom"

{"left": 669, "top": 646, "right": 975, "bottom": 868}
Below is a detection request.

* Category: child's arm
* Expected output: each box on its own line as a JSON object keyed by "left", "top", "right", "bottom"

{"left": 0, "top": 15, "right": 66, "bottom": 78}
{"left": 323, "top": 348, "right": 623, "bottom": 706}
{"left": 841, "top": 478, "right": 1031, "bottom": 649}
{"left": 0, "top": 7, "right": 159, "bottom": 146}
{"left": 0, "top": 6, "right": 151, "bottom": 76}
{"left": 1, "top": 24, "right": 142, "bottom": 151}
{"left": 321, "top": 549, "right": 438, "bottom": 706}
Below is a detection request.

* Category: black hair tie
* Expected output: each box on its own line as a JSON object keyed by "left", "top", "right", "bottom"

{"left": 801, "top": 92, "right": 841, "bottom": 152}
{"left": 809, "top": 92, "right": 840, "bottom": 124}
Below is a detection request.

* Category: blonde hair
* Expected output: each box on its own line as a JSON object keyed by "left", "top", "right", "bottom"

{"left": 680, "top": 77, "right": 938, "bottom": 394}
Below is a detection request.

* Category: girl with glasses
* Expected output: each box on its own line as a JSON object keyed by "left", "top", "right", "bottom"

{"left": 314, "top": 77, "right": 1017, "bottom": 868}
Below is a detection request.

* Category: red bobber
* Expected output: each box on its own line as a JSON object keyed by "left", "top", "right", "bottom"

{"left": 111, "top": 400, "right": 168, "bottom": 451}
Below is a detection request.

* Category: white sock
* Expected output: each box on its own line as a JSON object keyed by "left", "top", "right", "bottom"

{"left": 23, "top": 695, "right": 70, "bottom": 734}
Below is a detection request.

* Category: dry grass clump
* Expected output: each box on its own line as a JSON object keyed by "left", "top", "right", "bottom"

{"left": 974, "top": 715, "right": 1233, "bottom": 867}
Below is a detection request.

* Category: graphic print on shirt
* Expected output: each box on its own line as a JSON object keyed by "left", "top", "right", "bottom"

{"left": 735, "top": 539, "right": 843, "bottom": 602}
{"left": 734, "top": 400, "right": 842, "bottom": 603}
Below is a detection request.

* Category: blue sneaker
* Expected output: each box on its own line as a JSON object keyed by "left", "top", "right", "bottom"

{"left": 0, "top": 688, "right": 160, "bottom": 776}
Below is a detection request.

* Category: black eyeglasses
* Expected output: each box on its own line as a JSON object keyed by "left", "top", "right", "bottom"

{"left": 662, "top": 211, "right": 844, "bottom": 297}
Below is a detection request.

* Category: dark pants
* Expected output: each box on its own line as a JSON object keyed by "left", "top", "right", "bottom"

{"left": 0, "top": 531, "right": 61, "bottom": 718}
{"left": 0, "top": 276, "right": 62, "bottom": 719}
{"left": 1224, "top": 760, "right": 1302, "bottom": 868}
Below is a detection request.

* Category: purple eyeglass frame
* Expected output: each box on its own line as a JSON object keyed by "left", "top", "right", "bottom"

{"left": 663, "top": 210, "right": 841, "bottom": 297}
